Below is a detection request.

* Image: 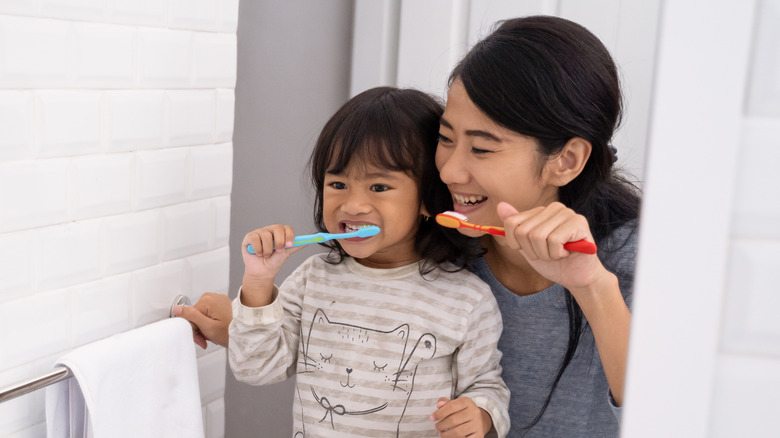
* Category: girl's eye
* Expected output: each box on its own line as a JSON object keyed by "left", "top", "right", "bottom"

{"left": 329, "top": 181, "right": 346, "bottom": 189}
{"left": 370, "top": 184, "right": 390, "bottom": 192}
{"left": 471, "top": 147, "right": 492, "bottom": 155}
{"left": 437, "top": 133, "right": 452, "bottom": 145}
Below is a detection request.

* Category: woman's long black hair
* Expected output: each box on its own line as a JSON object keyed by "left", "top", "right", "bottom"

{"left": 308, "top": 87, "right": 481, "bottom": 273}
{"left": 450, "top": 15, "right": 641, "bottom": 430}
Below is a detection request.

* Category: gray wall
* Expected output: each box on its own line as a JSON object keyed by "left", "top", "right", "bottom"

{"left": 228, "top": 1, "right": 354, "bottom": 436}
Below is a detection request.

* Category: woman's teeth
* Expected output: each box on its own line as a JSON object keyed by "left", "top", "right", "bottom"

{"left": 453, "top": 194, "right": 485, "bottom": 206}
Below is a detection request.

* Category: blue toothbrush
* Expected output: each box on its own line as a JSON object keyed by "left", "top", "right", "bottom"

{"left": 247, "top": 226, "right": 380, "bottom": 254}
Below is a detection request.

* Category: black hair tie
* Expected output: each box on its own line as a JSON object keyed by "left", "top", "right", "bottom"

{"left": 608, "top": 145, "right": 618, "bottom": 164}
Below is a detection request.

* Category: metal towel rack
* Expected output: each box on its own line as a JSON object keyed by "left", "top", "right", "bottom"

{"left": 0, "top": 295, "right": 191, "bottom": 404}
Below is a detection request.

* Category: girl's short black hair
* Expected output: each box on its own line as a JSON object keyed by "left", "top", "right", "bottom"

{"left": 308, "top": 86, "right": 480, "bottom": 272}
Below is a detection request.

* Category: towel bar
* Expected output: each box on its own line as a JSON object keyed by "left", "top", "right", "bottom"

{"left": 0, "top": 294, "right": 192, "bottom": 404}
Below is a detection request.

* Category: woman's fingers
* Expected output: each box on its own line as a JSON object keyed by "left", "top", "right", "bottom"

{"left": 497, "top": 202, "right": 592, "bottom": 261}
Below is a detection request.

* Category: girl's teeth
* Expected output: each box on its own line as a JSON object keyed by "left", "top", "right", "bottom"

{"left": 345, "top": 224, "right": 373, "bottom": 232}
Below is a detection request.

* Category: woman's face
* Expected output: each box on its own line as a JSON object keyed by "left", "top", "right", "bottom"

{"left": 435, "top": 79, "right": 559, "bottom": 237}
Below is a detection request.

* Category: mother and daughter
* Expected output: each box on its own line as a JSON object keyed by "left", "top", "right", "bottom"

{"left": 176, "top": 15, "right": 640, "bottom": 437}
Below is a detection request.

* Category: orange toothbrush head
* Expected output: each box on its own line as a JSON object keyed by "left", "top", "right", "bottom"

{"left": 435, "top": 211, "right": 469, "bottom": 229}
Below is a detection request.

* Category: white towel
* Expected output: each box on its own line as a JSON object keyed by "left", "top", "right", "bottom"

{"left": 46, "top": 318, "right": 205, "bottom": 438}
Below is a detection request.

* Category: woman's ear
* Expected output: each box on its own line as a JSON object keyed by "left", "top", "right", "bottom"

{"left": 544, "top": 137, "right": 592, "bottom": 187}
{"left": 419, "top": 203, "right": 430, "bottom": 218}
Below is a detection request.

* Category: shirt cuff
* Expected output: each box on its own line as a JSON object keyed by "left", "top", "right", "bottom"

{"left": 471, "top": 395, "right": 508, "bottom": 438}
{"left": 232, "top": 285, "right": 283, "bottom": 325}
{"left": 608, "top": 390, "right": 622, "bottom": 421}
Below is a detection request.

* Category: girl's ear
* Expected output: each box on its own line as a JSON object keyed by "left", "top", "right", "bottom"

{"left": 543, "top": 137, "right": 592, "bottom": 187}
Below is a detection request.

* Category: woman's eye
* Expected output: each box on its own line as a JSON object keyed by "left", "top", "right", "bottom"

{"left": 370, "top": 184, "right": 390, "bottom": 192}
{"left": 471, "top": 147, "right": 491, "bottom": 155}
{"left": 329, "top": 181, "right": 346, "bottom": 189}
{"left": 438, "top": 133, "right": 452, "bottom": 145}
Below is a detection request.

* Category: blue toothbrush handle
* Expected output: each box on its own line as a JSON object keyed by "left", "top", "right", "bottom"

{"left": 246, "top": 227, "right": 379, "bottom": 254}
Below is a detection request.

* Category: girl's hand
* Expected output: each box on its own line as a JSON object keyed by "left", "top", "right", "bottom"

{"left": 240, "top": 224, "right": 303, "bottom": 305}
{"left": 430, "top": 397, "right": 491, "bottom": 437}
{"left": 496, "top": 201, "right": 609, "bottom": 292}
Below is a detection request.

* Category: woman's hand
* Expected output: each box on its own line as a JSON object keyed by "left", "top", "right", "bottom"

{"left": 430, "top": 397, "right": 491, "bottom": 437}
{"left": 497, "top": 201, "right": 630, "bottom": 405}
{"left": 240, "top": 224, "right": 303, "bottom": 306}
{"left": 173, "top": 292, "right": 233, "bottom": 349}
{"left": 496, "top": 201, "right": 611, "bottom": 293}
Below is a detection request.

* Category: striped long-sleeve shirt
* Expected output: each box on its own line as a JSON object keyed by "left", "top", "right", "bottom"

{"left": 229, "top": 254, "right": 510, "bottom": 437}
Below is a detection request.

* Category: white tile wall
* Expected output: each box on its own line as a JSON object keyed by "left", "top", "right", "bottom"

{"left": 0, "top": 3, "right": 235, "bottom": 435}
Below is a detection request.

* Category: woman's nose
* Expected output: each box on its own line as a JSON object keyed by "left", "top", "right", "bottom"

{"left": 436, "top": 147, "right": 468, "bottom": 185}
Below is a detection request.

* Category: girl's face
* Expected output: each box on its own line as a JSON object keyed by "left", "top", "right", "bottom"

{"left": 435, "top": 79, "right": 559, "bottom": 237}
{"left": 322, "top": 160, "right": 424, "bottom": 268}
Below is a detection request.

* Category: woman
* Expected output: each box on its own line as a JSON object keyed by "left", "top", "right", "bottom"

{"left": 177, "top": 15, "right": 640, "bottom": 437}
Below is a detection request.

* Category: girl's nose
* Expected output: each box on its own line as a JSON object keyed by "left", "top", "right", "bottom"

{"left": 341, "top": 191, "right": 372, "bottom": 215}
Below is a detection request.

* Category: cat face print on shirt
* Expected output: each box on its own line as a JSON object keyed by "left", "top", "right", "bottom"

{"left": 295, "top": 308, "right": 437, "bottom": 435}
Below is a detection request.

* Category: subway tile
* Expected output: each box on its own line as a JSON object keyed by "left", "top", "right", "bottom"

{"left": 70, "top": 153, "right": 134, "bottom": 219}
{"left": 160, "top": 200, "right": 214, "bottom": 261}
{"left": 0, "top": 16, "right": 71, "bottom": 88}
{"left": 189, "top": 143, "right": 232, "bottom": 200}
{"left": 0, "top": 1, "right": 42, "bottom": 16}
{"left": 0, "top": 367, "right": 38, "bottom": 435}
{"left": 192, "top": 32, "right": 237, "bottom": 88}
{"left": 721, "top": 239, "right": 780, "bottom": 357}
{"left": 108, "top": 0, "right": 167, "bottom": 27}
{"left": 166, "top": 90, "right": 216, "bottom": 148}
{"left": 186, "top": 247, "right": 229, "bottom": 296}
{"left": 134, "top": 148, "right": 188, "bottom": 209}
{"left": 168, "top": 0, "right": 218, "bottom": 31}
{"left": 41, "top": 0, "right": 107, "bottom": 22}
{"left": 70, "top": 274, "right": 133, "bottom": 346}
{"left": 0, "top": 159, "right": 69, "bottom": 233}
{"left": 730, "top": 118, "right": 780, "bottom": 239}
{"left": 35, "top": 219, "right": 103, "bottom": 291}
{"left": 137, "top": 28, "right": 193, "bottom": 88}
{"left": 0, "top": 91, "right": 34, "bottom": 161}
{"left": 131, "top": 260, "right": 187, "bottom": 327}
{"left": 102, "top": 209, "right": 160, "bottom": 276}
{"left": 0, "top": 231, "right": 33, "bottom": 304}
{"left": 34, "top": 90, "right": 102, "bottom": 158}
{"left": 213, "top": 196, "right": 230, "bottom": 248}
{"left": 105, "top": 90, "right": 165, "bottom": 152}
{"left": 709, "top": 354, "right": 780, "bottom": 437}
{"left": 204, "top": 398, "right": 225, "bottom": 438}
{"left": 0, "top": 288, "right": 71, "bottom": 369}
{"left": 72, "top": 21, "right": 135, "bottom": 88}
{"left": 217, "top": 0, "right": 239, "bottom": 33}
{"left": 215, "top": 89, "right": 235, "bottom": 143}
{"left": 196, "top": 349, "right": 226, "bottom": 404}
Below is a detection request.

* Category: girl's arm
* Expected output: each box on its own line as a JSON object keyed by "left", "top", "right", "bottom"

{"left": 431, "top": 289, "right": 510, "bottom": 437}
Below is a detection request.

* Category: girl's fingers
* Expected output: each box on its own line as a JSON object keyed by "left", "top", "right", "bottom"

{"left": 243, "top": 225, "right": 297, "bottom": 257}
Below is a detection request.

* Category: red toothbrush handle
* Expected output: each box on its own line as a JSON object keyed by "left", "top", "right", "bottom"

{"left": 473, "top": 224, "right": 506, "bottom": 236}
{"left": 474, "top": 224, "right": 596, "bottom": 254}
{"left": 564, "top": 240, "right": 598, "bottom": 255}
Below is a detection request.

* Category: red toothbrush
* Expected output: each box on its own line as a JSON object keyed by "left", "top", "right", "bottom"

{"left": 435, "top": 211, "right": 597, "bottom": 255}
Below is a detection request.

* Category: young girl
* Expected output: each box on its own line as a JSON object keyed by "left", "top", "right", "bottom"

{"left": 228, "top": 87, "right": 509, "bottom": 437}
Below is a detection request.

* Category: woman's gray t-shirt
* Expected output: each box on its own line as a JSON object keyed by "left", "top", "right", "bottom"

{"left": 471, "top": 221, "right": 638, "bottom": 437}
